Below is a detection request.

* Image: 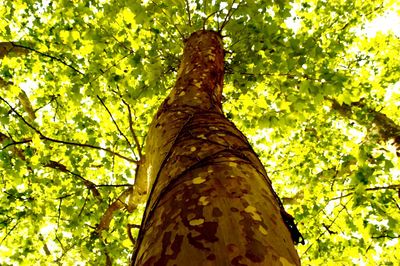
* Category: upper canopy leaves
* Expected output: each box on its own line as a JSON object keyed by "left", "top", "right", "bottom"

{"left": 0, "top": 0, "right": 399, "bottom": 264}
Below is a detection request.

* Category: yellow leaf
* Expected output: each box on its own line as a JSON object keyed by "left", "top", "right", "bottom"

{"left": 31, "top": 154, "right": 40, "bottom": 166}
{"left": 79, "top": 43, "right": 94, "bottom": 56}
{"left": 278, "top": 100, "right": 291, "bottom": 111}
{"left": 71, "top": 30, "right": 80, "bottom": 41}
{"left": 59, "top": 30, "right": 69, "bottom": 44}
{"left": 121, "top": 8, "right": 136, "bottom": 25}
{"left": 32, "top": 134, "right": 42, "bottom": 148}
{"left": 122, "top": 238, "right": 133, "bottom": 248}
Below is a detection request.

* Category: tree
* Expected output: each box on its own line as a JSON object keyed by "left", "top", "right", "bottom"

{"left": 131, "top": 29, "right": 300, "bottom": 265}
{"left": 1, "top": 0, "right": 399, "bottom": 265}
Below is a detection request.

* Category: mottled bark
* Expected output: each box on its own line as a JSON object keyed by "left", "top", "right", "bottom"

{"left": 132, "top": 30, "right": 300, "bottom": 266}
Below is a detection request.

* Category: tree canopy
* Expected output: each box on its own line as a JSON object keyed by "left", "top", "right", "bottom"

{"left": 1, "top": 0, "right": 399, "bottom": 265}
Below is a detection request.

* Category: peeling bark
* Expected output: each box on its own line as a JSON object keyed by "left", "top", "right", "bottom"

{"left": 132, "top": 30, "right": 300, "bottom": 266}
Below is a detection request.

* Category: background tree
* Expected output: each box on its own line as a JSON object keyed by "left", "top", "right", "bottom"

{"left": 1, "top": 0, "right": 399, "bottom": 265}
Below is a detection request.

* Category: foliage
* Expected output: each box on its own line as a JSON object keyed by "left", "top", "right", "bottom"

{"left": 1, "top": 0, "right": 399, "bottom": 265}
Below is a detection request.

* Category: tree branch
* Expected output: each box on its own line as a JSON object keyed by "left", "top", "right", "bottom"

{"left": 150, "top": 0, "right": 185, "bottom": 40}
{"left": 10, "top": 42, "right": 84, "bottom": 75}
{"left": 1, "top": 78, "right": 36, "bottom": 121}
{"left": 1, "top": 131, "right": 102, "bottom": 201}
{"left": 56, "top": 197, "right": 63, "bottom": 229}
{"left": 96, "top": 183, "right": 132, "bottom": 187}
{"left": 185, "top": 0, "right": 192, "bottom": 26}
{"left": 89, "top": 51, "right": 131, "bottom": 83}
{"left": 0, "top": 96, "right": 138, "bottom": 163}
{"left": 301, "top": 198, "right": 351, "bottom": 255}
{"left": 330, "top": 184, "right": 400, "bottom": 201}
{"left": 0, "top": 42, "right": 29, "bottom": 59}
{"left": 121, "top": 98, "right": 142, "bottom": 159}
{"left": 203, "top": 10, "right": 220, "bottom": 30}
{"left": 44, "top": 160, "right": 102, "bottom": 202}
{"left": 96, "top": 187, "right": 133, "bottom": 233}
{"left": 219, "top": 0, "right": 239, "bottom": 32}
{"left": 97, "top": 95, "right": 137, "bottom": 158}
{"left": 371, "top": 234, "right": 399, "bottom": 239}
{"left": 0, "top": 218, "right": 21, "bottom": 244}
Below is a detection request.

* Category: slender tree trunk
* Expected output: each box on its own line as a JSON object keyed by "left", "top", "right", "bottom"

{"left": 132, "top": 30, "right": 300, "bottom": 266}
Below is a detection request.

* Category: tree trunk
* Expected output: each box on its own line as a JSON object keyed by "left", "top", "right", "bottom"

{"left": 131, "top": 30, "right": 300, "bottom": 266}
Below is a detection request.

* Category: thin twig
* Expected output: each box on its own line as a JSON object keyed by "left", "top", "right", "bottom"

{"left": 371, "top": 234, "right": 400, "bottom": 239}
{"left": 55, "top": 234, "right": 89, "bottom": 262}
{"left": 150, "top": 0, "right": 185, "bottom": 39}
{"left": 97, "top": 95, "right": 137, "bottom": 158}
{"left": 57, "top": 198, "right": 62, "bottom": 230}
{"left": 203, "top": 10, "right": 220, "bottom": 30}
{"left": 89, "top": 52, "right": 131, "bottom": 84}
{"left": 330, "top": 184, "right": 400, "bottom": 201}
{"left": 44, "top": 160, "right": 102, "bottom": 202}
{"left": 34, "top": 95, "right": 58, "bottom": 113}
{"left": 11, "top": 42, "right": 84, "bottom": 75}
{"left": 0, "top": 219, "right": 20, "bottom": 244}
{"left": 219, "top": 0, "right": 240, "bottom": 32}
{"left": 301, "top": 197, "right": 352, "bottom": 256}
{"left": 121, "top": 98, "right": 142, "bottom": 158}
{"left": 101, "top": 25, "right": 134, "bottom": 53}
{"left": 55, "top": 235, "right": 65, "bottom": 252}
{"left": 96, "top": 183, "right": 132, "bottom": 187}
{"left": 0, "top": 96, "right": 138, "bottom": 163}
{"left": 77, "top": 193, "right": 89, "bottom": 218}
{"left": 185, "top": 0, "right": 192, "bottom": 26}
